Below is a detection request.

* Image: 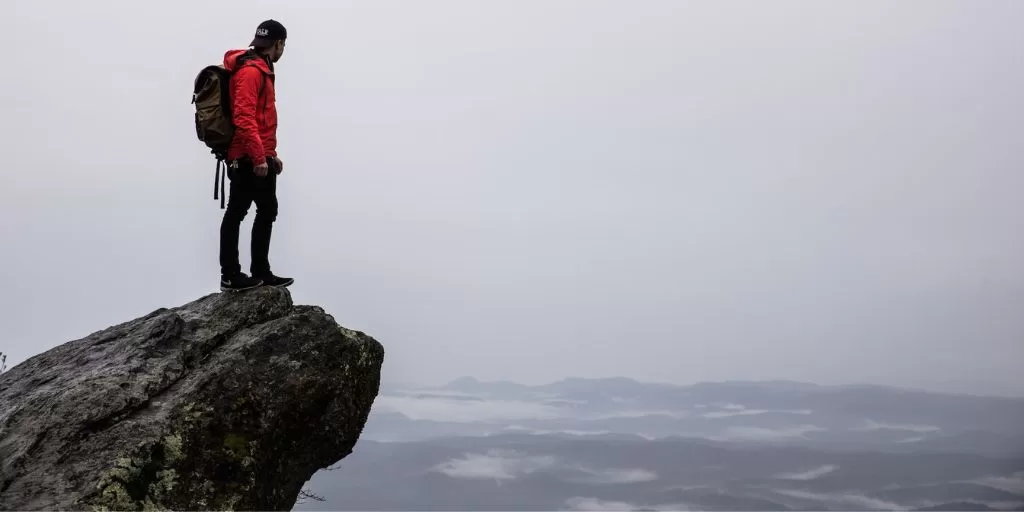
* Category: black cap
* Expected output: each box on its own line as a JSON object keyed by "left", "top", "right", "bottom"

{"left": 250, "top": 19, "right": 287, "bottom": 48}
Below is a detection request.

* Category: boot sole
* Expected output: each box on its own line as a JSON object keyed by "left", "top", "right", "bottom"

{"left": 261, "top": 278, "right": 294, "bottom": 288}
{"left": 220, "top": 281, "right": 264, "bottom": 292}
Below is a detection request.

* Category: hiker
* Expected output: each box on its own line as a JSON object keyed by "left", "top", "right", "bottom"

{"left": 217, "top": 19, "right": 294, "bottom": 291}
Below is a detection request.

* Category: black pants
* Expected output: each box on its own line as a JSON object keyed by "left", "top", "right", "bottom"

{"left": 219, "top": 158, "right": 280, "bottom": 278}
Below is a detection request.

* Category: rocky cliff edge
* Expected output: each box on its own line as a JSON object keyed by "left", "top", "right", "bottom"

{"left": 0, "top": 286, "right": 385, "bottom": 510}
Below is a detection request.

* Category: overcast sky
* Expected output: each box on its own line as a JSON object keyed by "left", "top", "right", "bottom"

{"left": 4, "top": 0, "right": 1022, "bottom": 396}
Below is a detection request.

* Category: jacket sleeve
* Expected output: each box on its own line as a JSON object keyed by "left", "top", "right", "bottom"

{"left": 230, "top": 66, "right": 267, "bottom": 166}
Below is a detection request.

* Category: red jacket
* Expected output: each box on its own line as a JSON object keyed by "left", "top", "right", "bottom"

{"left": 223, "top": 49, "right": 277, "bottom": 166}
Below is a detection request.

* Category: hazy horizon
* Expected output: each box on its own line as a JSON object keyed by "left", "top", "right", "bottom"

{"left": 4, "top": 0, "right": 1023, "bottom": 398}
{"left": 384, "top": 374, "right": 1024, "bottom": 399}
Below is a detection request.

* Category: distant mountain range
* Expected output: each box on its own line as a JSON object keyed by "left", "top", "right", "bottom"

{"left": 297, "top": 377, "right": 1024, "bottom": 511}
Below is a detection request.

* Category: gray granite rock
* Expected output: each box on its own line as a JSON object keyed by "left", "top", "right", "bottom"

{"left": 0, "top": 286, "right": 384, "bottom": 511}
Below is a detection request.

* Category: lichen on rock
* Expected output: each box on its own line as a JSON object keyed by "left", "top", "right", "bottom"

{"left": 91, "top": 434, "right": 185, "bottom": 511}
{"left": 0, "top": 287, "right": 384, "bottom": 511}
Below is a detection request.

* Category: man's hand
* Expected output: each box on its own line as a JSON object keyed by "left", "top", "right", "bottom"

{"left": 273, "top": 156, "right": 284, "bottom": 174}
{"left": 254, "top": 161, "right": 269, "bottom": 177}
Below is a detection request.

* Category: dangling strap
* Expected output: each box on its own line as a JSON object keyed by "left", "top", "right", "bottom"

{"left": 221, "top": 161, "right": 226, "bottom": 209}
{"left": 214, "top": 159, "right": 227, "bottom": 209}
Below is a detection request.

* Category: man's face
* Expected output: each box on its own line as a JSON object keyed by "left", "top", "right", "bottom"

{"left": 271, "top": 40, "right": 286, "bottom": 62}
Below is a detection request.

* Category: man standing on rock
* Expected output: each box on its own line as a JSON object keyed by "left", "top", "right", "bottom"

{"left": 218, "top": 19, "right": 295, "bottom": 292}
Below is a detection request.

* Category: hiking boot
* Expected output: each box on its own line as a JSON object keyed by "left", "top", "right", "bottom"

{"left": 256, "top": 272, "right": 294, "bottom": 288}
{"left": 221, "top": 273, "right": 263, "bottom": 292}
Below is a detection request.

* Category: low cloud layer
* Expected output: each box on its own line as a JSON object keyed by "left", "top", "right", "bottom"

{"left": 431, "top": 449, "right": 556, "bottom": 480}
{"left": 852, "top": 419, "right": 942, "bottom": 433}
{"left": 702, "top": 407, "right": 813, "bottom": 419}
{"left": 775, "top": 489, "right": 903, "bottom": 511}
{"left": 775, "top": 464, "right": 839, "bottom": 480}
{"left": 565, "top": 497, "right": 646, "bottom": 511}
{"left": 568, "top": 467, "right": 658, "bottom": 485}
{"left": 971, "top": 473, "right": 1024, "bottom": 494}
{"left": 711, "top": 424, "right": 827, "bottom": 442}
{"left": 375, "top": 395, "right": 561, "bottom": 423}
{"left": 431, "top": 449, "right": 658, "bottom": 486}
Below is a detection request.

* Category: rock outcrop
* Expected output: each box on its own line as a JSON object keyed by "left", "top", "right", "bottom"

{"left": 0, "top": 287, "right": 385, "bottom": 511}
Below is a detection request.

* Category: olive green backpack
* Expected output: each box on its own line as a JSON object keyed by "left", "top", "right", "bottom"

{"left": 190, "top": 65, "right": 234, "bottom": 207}
{"left": 192, "top": 65, "right": 235, "bottom": 208}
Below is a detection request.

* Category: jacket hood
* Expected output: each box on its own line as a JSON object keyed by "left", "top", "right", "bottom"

{"left": 223, "top": 49, "right": 272, "bottom": 74}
